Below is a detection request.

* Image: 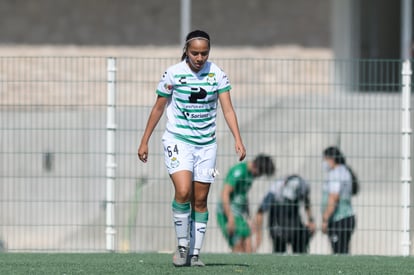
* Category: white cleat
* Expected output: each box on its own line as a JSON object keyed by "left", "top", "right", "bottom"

{"left": 172, "top": 246, "right": 189, "bottom": 267}
{"left": 190, "top": 255, "right": 205, "bottom": 267}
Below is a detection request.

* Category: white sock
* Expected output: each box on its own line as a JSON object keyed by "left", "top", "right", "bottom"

{"left": 173, "top": 212, "right": 190, "bottom": 247}
{"left": 189, "top": 211, "right": 208, "bottom": 256}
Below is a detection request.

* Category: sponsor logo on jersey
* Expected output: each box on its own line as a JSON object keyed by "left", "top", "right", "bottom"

{"left": 179, "top": 76, "right": 187, "bottom": 84}
{"left": 189, "top": 87, "right": 207, "bottom": 103}
{"left": 189, "top": 113, "right": 209, "bottom": 119}
{"left": 184, "top": 104, "right": 204, "bottom": 109}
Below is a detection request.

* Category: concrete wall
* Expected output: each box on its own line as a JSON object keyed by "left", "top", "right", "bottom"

{"left": 0, "top": 0, "right": 330, "bottom": 46}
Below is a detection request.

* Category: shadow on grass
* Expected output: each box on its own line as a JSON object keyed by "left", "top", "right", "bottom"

{"left": 205, "top": 263, "right": 249, "bottom": 267}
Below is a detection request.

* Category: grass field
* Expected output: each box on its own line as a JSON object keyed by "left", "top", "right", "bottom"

{"left": 0, "top": 253, "right": 413, "bottom": 275}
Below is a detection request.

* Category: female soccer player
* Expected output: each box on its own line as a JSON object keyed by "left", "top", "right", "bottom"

{"left": 137, "top": 30, "right": 246, "bottom": 267}
{"left": 321, "top": 146, "right": 358, "bottom": 254}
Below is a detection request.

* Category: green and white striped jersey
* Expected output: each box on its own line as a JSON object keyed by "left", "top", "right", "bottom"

{"left": 156, "top": 60, "right": 231, "bottom": 146}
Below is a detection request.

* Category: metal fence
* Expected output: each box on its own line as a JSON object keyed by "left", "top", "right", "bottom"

{"left": 0, "top": 57, "right": 410, "bottom": 255}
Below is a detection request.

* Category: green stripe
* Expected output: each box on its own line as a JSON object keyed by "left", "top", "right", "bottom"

{"left": 156, "top": 90, "right": 170, "bottom": 97}
{"left": 180, "top": 108, "right": 214, "bottom": 113}
{"left": 218, "top": 85, "right": 231, "bottom": 94}
{"left": 175, "top": 87, "right": 216, "bottom": 95}
{"left": 175, "top": 115, "right": 213, "bottom": 123}
{"left": 174, "top": 133, "right": 216, "bottom": 146}
{"left": 172, "top": 200, "right": 191, "bottom": 213}
{"left": 173, "top": 74, "right": 193, "bottom": 78}
{"left": 175, "top": 97, "right": 216, "bottom": 104}
{"left": 176, "top": 123, "right": 212, "bottom": 131}
{"left": 179, "top": 131, "right": 215, "bottom": 139}
{"left": 191, "top": 211, "right": 209, "bottom": 223}
{"left": 175, "top": 82, "right": 217, "bottom": 87}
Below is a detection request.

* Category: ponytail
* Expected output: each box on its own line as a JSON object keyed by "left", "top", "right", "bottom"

{"left": 346, "top": 165, "right": 360, "bottom": 195}
{"left": 324, "top": 146, "right": 359, "bottom": 195}
{"left": 181, "top": 51, "right": 187, "bottom": 61}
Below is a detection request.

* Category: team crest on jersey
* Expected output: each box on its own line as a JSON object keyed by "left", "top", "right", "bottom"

{"left": 164, "top": 83, "right": 173, "bottom": 91}
{"left": 206, "top": 73, "right": 216, "bottom": 85}
{"left": 170, "top": 157, "right": 180, "bottom": 168}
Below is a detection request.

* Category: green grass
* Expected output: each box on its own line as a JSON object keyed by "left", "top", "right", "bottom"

{"left": 0, "top": 253, "right": 413, "bottom": 275}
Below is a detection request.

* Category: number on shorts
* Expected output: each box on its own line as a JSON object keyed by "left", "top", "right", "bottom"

{"left": 167, "top": 144, "right": 179, "bottom": 157}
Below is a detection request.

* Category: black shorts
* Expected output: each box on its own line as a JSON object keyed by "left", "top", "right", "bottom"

{"left": 270, "top": 224, "right": 311, "bottom": 253}
{"left": 328, "top": 215, "right": 356, "bottom": 254}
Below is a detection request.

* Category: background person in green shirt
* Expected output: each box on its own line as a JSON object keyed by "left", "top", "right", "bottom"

{"left": 321, "top": 146, "right": 359, "bottom": 254}
{"left": 217, "top": 154, "right": 275, "bottom": 253}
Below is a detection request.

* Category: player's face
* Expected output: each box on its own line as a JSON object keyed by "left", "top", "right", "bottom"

{"left": 323, "top": 157, "right": 335, "bottom": 169}
{"left": 186, "top": 39, "right": 210, "bottom": 72}
{"left": 251, "top": 164, "right": 260, "bottom": 177}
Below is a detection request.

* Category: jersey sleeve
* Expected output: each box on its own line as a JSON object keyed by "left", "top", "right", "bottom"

{"left": 298, "top": 179, "right": 310, "bottom": 199}
{"left": 216, "top": 69, "right": 232, "bottom": 94}
{"left": 258, "top": 192, "right": 274, "bottom": 213}
{"left": 327, "top": 170, "right": 342, "bottom": 194}
{"left": 328, "top": 181, "right": 341, "bottom": 193}
{"left": 156, "top": 69, "right": 174, "bottom": 97}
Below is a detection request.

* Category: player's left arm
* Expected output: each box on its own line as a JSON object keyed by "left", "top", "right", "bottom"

{"left": 304, "top": 194, "right": 316, "bottom": 234}
{"left": 322, "top": 192, "right": 340, "bottom": 233}
{"left": 218, "top": 91, "right": 246, "bottom": 161}
{"left": 254, "top": 193, "right": 273, "bottom": 251}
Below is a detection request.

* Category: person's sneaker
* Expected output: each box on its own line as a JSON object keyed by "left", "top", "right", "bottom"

{"left": 173, "top": 246, "right": 188, "bottom": 267}
{"left": 190, "top": 255, "right": 205, "bottom": 267}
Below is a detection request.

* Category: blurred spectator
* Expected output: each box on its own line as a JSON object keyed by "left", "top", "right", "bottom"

{"left": 321, "top": 146, "right": 359, "bottom": 254}
{"left": 217, "top": 154, "right": 275, "bottom": 253}
{"left": 255, "top": 175, "right": 315, "bottom": 253}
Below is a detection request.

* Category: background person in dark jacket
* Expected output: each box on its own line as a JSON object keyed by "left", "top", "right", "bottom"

{"left": 255, "top": 175, "right": 315, "bottom": 253}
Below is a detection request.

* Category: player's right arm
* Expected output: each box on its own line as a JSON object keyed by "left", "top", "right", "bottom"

{"left": 304, "top": 193, "right": 316, "bottom": 234}
{"left": 301, "top": 182, "right": 316, "bottom": 234}
{"left": 255, "top": 192, "right": 273, "bottom": 250}
{"left": 221, "top": 183, "right": 235, "bottom": 235}
{"left": 138, "top": 95, "right": 168, "bottom": 163}
{"left": 254, "top": 211, "right": 264, "bottom": 251}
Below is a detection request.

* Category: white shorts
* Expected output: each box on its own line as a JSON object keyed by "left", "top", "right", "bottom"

{"left": 162, "top": 134, "right": 217, "bottom": 183}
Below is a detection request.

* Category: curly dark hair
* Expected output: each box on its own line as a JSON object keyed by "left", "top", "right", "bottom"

{"left": 253, "top": 154, "right": 275, "bottom": 177}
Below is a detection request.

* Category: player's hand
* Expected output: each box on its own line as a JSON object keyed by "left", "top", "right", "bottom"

{"left": 307, "top": 221, "right": 316, "bottom": 235}
{"left": 227, "top": 218, "right": 235, "bottom": 236}
{"left": 322, "top": 221, "right": 328, "bottom": 234}
{"left": 235, "top": 142, "right": 246, "bottom": 161}
{"left": 138, "top": 143, "right": 148, "bottom": 163}
{"left": 255, "top": 232, "right": 262, "bottom": 251}
{"left": 248, "top": 219, "right": 255, "bottom": 234}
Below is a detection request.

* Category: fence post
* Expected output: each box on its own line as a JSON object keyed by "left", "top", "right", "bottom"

{"left": 180, "top": 0, "right": 191, "bottom": 47}
{"left": 106, "top": 57, "right": 117, "bottom": 252}
{"left": 401, "top": 59, "right": 412, "bottom": 256}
